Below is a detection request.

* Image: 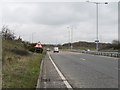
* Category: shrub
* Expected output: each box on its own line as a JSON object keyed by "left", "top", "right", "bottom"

{"left": 11, "top": 48, "right": 30, "bottom": 56}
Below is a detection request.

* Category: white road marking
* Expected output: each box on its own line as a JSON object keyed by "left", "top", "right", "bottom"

{"left": 69, "top": 52, "right": 82, "bottom": 55}
{"left": 80, "top": 58, "right": 86, "bottom": 60}
{"left": 48, "top": 53, "right": 73, "bottom": 90}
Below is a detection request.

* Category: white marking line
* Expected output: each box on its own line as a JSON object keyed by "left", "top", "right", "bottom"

{"left": 80, "top": 58, "right": 86, "bottom": 60}
{"left": 48, "top": 53, "right": 73, "bottom": 89}
{"left": 69, "top": 52, "right": 82, "bottom": 55}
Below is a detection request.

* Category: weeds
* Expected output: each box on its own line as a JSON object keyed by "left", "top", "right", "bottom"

{"left": 2, "top": 39, "right": 44, "bottom": 88}
{"left": 3, "top": 54, "right": 43, "bottom": 88}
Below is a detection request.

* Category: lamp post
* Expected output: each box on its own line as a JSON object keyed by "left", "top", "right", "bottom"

{"left": 67, "top": 26, "right": 73, "bottom": 49}
{"left": 70, "top": 26, "right": 73, "bottom": 49}
{"left": 32, "top": 32, "right": 36, "bottom": 43}
{"left": 67, "top": 27, "right": 71, "bottom": 49}
{"left": 87, "top": 1, "right": 108, "bottom": 51}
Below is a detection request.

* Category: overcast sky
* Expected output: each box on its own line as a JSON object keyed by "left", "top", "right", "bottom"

{"left": 0, "top": 0, "right": 118, "bottom": 44}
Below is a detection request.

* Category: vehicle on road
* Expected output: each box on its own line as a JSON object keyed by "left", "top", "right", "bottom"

{"left": 84, "top": 49, "right": 90, "bottom": 52}
{"left": 47, "top": 48, "right": 51, "bottom": 51}
{"left": 53, "top": 47, "right": 59, "bottom": 53}
{"left": 87, "top": 49, "right": 90, "bottom": 51}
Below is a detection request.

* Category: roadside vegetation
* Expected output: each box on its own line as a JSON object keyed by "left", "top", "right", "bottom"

{"left": 62, "top": 40, "right": 119, "bottom": 51}
{"left": 2, "top": 25, "right": 45, "bottom": 88}
{"left": 1, "top": 25, "right": 119, "bottom": 88}
{"left": 45, "top": 40, "right": 120, "bottom": 51}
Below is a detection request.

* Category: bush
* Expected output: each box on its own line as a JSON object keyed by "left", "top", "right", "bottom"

{"left": 11, "top": 48, "right": 30, "bottom": 56}
{"left": 28, "top": 47, "right": 35, "bottom": 52}
{"left": 2, "top": 25, "right": 16, "bottom": 40}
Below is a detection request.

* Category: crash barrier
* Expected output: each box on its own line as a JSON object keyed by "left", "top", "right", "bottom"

{"left": 71, "top": 49, "right": 119, "bottom": 58}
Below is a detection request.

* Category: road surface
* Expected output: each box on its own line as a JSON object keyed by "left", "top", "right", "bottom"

{"left": 48, "top": 51, "right": 118, "bottom": 88}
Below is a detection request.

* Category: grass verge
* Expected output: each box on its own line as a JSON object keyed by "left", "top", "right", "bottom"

{"left": 2, "top": 53, "right": 43, "bottom": 88}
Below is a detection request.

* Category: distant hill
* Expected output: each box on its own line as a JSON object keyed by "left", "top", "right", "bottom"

{"left": 42, "top": 41, "right": 113, "bottom": 51}
{"left": 62, "top": 41, "right": 113, "bottom": 51}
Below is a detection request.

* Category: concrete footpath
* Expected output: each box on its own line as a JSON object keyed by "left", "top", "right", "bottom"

{"left": 36, "top": 53, "right": 67, "bottom": 89}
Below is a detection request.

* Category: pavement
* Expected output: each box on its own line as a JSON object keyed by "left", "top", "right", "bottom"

{"left": 38, "top": 53, "right": 67, "bottom": 89}
{"left": 38, "top": 51, "right": 118, "bottom": 89}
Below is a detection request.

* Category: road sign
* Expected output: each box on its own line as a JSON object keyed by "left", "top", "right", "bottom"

{"left": 34, "top": 41, "right": 43, "bottom": 48}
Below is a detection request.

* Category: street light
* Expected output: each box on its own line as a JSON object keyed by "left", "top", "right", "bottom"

{"left": 67, "top": 27, "right": 71, "bottom": 49}
{"left": 70, "top": 26, "right": 73, "bottom": 49}
{"left": 67, "top": 26, "right": 73, "bottom": 49}
{"left": 32, "top": 32, "right": 36, "bottom": 43}
{"left": 67, "top": 27, "right": 69, "bottom": 49}
{"left": 87, "top": 1, "right": 108, "bottom": 51}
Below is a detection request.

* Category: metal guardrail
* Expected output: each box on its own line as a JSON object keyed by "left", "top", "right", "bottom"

{"left": 71, "top": 49, "right": 119, "bottom": 58}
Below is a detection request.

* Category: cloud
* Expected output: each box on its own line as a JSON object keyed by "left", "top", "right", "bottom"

{"left": 2, "top": 3, "right": 91, "bottom": 25}
{"left": 1, "top": 2, "right": 118, "bottom": 44}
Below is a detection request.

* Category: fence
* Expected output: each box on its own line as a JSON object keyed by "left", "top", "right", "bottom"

{"left": 71, "top": 49, "right": 119, "bottom": 58}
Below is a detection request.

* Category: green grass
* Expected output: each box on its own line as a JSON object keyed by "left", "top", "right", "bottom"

{"left": 2, "top": 39, "right": 44, "bottom": 88}
{"left": 3, "top": 52, "right": 43, "bottom": 88}
{"left": 2, "top": 40, "right": 21, "bottom": 52}
{"left": 61, "top": 46, "right": 96, "bottom": 51}
{"left": 78, "top": 47, "right": 96, "bottom": 50}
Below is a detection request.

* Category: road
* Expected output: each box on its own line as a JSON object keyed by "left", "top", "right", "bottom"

{"left": 48, "top": 51, "right": 118, "bottom": 88}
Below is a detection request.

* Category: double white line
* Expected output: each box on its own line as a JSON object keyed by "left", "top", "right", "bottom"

{"left": 48, "top": 53, "right": 73, "bottom": 90}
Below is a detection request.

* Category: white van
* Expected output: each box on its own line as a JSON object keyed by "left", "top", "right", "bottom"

{"left": 53, "top": 47, "right": 59, "bottom": 53}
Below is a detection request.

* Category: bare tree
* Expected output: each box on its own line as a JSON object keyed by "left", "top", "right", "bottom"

{"left": 112, "top": 40, "right": 119, "bottom": 45}
{"left": 112, "top": 40, "right": 120, "bottom": 50}
{"left": 17, "top": 36, "right": 22, "bottom": 41}
{"left": 2, "top": 25, "right": 16, "bottom": 40}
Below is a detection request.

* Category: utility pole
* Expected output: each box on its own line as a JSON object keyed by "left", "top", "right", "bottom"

{"left": 70, "top": 26, "right": 73, "bottom": 49}
{"left": 67, "top": 27, "right": 71, "bottom": 49}
{"left": 32, "top": 32, "right": 35, "bottom": 43}
{"left": 87, "top": 1, "right": 108, "bottom": 51}
{"left": 67, "top": 26, "right": 73, "bottom": 49}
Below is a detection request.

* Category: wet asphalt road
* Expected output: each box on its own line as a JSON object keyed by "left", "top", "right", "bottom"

{"left": 49, "top": 51, "right": 118, "bottom": 88}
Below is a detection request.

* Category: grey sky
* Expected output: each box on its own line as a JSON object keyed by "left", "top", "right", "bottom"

{"left": 0, "top": 0, "right": 118, "bottom": 44}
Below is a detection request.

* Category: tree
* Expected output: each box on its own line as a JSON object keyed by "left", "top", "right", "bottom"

{"left": 112, "top": 40, "right": 119, "bottom": 45}
{"left": 2, "top": 25, "right": 16, "bottom": 40}
{"left": 112, "top": 40, "right": 120, "bottom": 50}
{"left": 17, "top": 36, "right": 22, "bottom": 41}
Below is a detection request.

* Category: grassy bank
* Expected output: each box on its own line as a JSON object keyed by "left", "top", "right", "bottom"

{"left": 2, "top": 40, "right": 44, "bottom": 88}
{"left": 3, "top": 53, "right": 43, "bottom": 88}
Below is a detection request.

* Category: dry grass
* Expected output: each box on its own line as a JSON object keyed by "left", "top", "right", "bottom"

{"left": 2, "top": 53, "right": 43, "bottom": 88}
{"left": 2, "top": 40, "right": 44, "bottom": 88}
